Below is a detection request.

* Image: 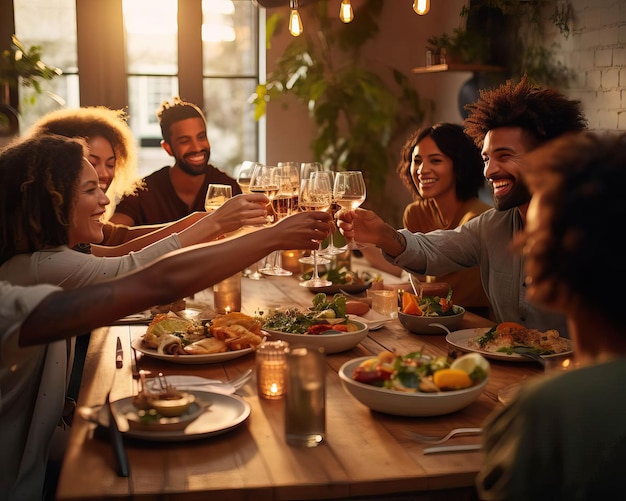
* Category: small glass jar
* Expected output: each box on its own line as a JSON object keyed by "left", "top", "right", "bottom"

{"left": 256, "top": 340, "right": 290, "bottom": 399}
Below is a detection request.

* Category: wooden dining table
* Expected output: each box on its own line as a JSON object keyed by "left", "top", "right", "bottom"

{"left": 56, "top": 269, "right": 543, "bottom": 500}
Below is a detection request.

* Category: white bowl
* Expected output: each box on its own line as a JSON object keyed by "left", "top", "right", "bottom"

{"left": 263, "top": 320, "right": 369, "bottom": 354}
{"left": 398, "top": 305, "right": 465, "bottom": 335}
{"left": 338, "top": 356, "right": 487, "bottom": 417}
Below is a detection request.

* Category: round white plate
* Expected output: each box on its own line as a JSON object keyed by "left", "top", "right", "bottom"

{"left": 446, "top": 328, "right": 573, "bottom": 362}
{"left": 262, "top": 320, "right": 369, "bottom": 354}
{"left": 132, "top": 338, "right": 255, "bottom": 365}
{"left": 100, "top": 390, "right": 250, "bottom": 441}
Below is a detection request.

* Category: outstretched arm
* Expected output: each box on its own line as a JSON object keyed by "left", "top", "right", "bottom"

{"left": 337, "top": 208, "right": 407, "bottom": 257}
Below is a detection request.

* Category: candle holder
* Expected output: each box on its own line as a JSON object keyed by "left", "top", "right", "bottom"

{"left": 256, "top": 340, "right": 289, "bottom": 399}
{"left": 213, "top": 273, "right": 241, "bottom": 313}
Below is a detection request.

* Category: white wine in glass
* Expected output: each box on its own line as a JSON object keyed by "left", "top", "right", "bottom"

{"left": 204, "top": 184, "right": 232, "bottom": 211}
{"left": 333, "top": 171, "right": 366, "bottom": 250}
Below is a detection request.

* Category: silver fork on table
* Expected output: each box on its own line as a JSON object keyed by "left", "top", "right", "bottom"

{"left": 404, "top": 427, "right": 483, "bottom": 444}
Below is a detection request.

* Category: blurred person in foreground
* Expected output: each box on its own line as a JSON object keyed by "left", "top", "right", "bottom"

{"left": 337, "top": 77, "right": 587, "bottom": 336}
{"left": 110, "top": 97, "right": 241, "bottom": 226}
{"left": 28, "top": 106, "right": 265, "bottom": 256}
{"left": 477, "top": 131, "right": 626, "bottom": 500}
{"left": 362, "top": 123, "right": 492, "bottom": 316}
{"left": 0, "top": 140, "right": 330, "bottom": 500}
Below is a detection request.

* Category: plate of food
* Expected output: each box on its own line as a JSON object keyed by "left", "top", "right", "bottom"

{"left": 99, "top": 390, "right": 250, "bottom": 441}
{"left": 261, "top": 293, "right": 369, "bottom": 353}
{"left": 132, "top": 311, "right": 264, "bottom": 364}
{"left": 304, "top": 267, "right": 379, "bottom": 294}
{"left": 446, "top": 322, "right": 573, "bottom": 362}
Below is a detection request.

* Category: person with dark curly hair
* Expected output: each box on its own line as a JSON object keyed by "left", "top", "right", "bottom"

{"left": 477, "top": 131, "right": 626, "bottom": 499}
{"left": 338, "top": 77, "right": 587, "bottom": 336}
{"left": 363, "top": 123, "right": 492, "bottom": 314}
{"left": 110, "top": 96, "right": 241, "bottom": 226}
{"left": 27, "top": 106, "right": 267, "bottom": 256}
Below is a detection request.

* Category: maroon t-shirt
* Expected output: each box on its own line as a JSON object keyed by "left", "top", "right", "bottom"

{"left": 113, "top": 165, "right": 241, "bottom": 225}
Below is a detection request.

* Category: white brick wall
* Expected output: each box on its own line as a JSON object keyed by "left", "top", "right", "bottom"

{"left": 559, "top": 0, "right": 626, "bottom": 130}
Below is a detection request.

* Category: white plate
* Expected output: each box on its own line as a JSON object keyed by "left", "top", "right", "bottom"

{"left": 100, "top": 390, "right": 250, "bottom": 441}
{"left": 446, "top": 328, "right": 573, "bottom": 362}
{"left": 132, "top": 338, "right": 255, "bottom": 365}
{"left": 263, "top": 320, "right": 369, "bottom": 354}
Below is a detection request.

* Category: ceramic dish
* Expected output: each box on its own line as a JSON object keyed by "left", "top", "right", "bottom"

{"left": 131, "top": 338, "right": 255, "bottom": 365}
{"left": 263, "top": 320, "right": 369, "bottom": 354}
{"left": 397, "top": 306, "right": 465, "bottom": 335}
{"left": 446, "top": 328, "right": 574, "bottom": 362}
{"left": 338, "top": 357, "right": 488, "bottom": 417}
{"left": 308, "top": 282, "right": 373, "bottom": 295}
{"left": 99, "top": 390, "right": 250, "bottom": 441}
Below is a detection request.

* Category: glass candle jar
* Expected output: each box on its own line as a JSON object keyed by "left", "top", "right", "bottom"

{"left": 256, "top": 340, "right": 290, "bottom": 399}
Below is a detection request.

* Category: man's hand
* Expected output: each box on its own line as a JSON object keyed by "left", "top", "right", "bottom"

{"left": 211, "top": 193, "right": 269, "bottom": 233}
{"left": 337, "top": 208, "right": 406, "bottom": 257}
{"left": 269, "top": 211, "right": 332, "bottom": 251}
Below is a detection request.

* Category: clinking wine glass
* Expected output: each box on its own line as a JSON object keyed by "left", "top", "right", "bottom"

{"left": 300, "top": 170, "right": 333, "bottom": 265}
{"left": 311, "top": 170, "right": 344, "bottom": 257}
{"left": 204, "top": 184, "right": 232, "bottom": 212}
{"left": 236, "top": 161, "right": 260, "bottom": 194}
{"left": 299, "top": 177, "right": 333, "bottom": 287}
{"left": 261, "top": 173, "right": 295, "bottom": 277}
{"left": 333, "top": 171, "right": 367, "bottom": 250}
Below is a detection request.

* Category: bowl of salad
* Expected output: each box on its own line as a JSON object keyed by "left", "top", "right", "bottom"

{"left": 398, "top": 290, "right": 465, "bottom": 335}
{"left": 262, "top": 293, "right": 369, "bottom": 354}
{"left": 338, "top": 351, "right": 489, "bottom": 416}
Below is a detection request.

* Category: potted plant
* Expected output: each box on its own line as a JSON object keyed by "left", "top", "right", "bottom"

{"left": 0, "top": 35, "right": 62, "bottom": 138}
{"left": 251, "top": 0, "right": 427, "bottom": 205}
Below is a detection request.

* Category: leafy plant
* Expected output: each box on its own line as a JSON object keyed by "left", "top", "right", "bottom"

{"left": 0, "top": 35, "right": 62, "bottom": 96}
{"left": 251, "top": 0, "right": 427, "bottom": 201}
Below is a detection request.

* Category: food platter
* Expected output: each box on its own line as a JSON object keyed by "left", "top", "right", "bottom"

{"left": 263, "top": 320, "right": 369, "bottom": 354}
{"left": 446, "top": 328, "right": 573, "bottom": 362}
{"left": 99, "top": 390, "right": 250, "bottom": 441}
{"left": 308, "top": 282, "right": 373, "bottom": 295}
{"left": 131, "top": 338, "right": 255, "bottom": 365}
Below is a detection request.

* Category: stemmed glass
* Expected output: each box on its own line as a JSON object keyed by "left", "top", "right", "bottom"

{"left": 312, "top": 170, "right": 344, "bottom": 256}
{"left": 260, "top": 172, "right": 295, "bottom": 277}
{"left": 249, "top": 164, "right": 278, "bottom": 223}
{"left": 300, "top": 162, "right": 322, "bottom": 183}
{"left": 204, "top": 184, "right": 232, "bottom": 212}
{"left": 333, "top": 171, "right": 367, "bottom": 250}
{"left": 299, "top": 176, "right": 333, "bottom": 287}
{"left": 236, "top": 161, "right": 260, "bottom": 194}
{"left": 299, "top": 170, "right": 333, "bottom": 265}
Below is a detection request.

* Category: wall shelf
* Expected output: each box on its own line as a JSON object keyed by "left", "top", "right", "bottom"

{"left": 412, "top": 63, "right": 507, "bottom": 74}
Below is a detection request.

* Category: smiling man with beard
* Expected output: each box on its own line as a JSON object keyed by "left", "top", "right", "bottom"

{"left": 111, "top": 97, "right": 241, "bottom": 226}
{"left": 337, "top": 77, "right": 587, "bottom": 337}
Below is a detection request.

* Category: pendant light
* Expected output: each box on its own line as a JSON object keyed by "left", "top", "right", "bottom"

{"left": 413, "top": 0, "right": 430, "bottom": 15}
{"left": 289, "top": 0, "right": 303, "bottom": 36}
{"left": 339, "top": 0, "right": 354, "bottom": 23}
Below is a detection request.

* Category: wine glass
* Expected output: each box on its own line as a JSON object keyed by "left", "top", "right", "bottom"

{"left": 300, "top": 162, "right": 322, "bottom": 183}
{"left": 333, "top": 171, "right": 367, "bottom": 250}
{"left": 299, "top": 177, "right": 333, "bottom": 287}
{"left": 204, "top": 184, "right": 232, "bottom": 211}
{"left": 236, "top": 161, "right": 260, "bottom": 194}
{"left": 249, "top": 164, "right": 278, "bottom": 223}
{"left": 312, "top": 170, "right": 344, "bottom": 257}
{"left": 299, "top": 171, "right": 333, "bottom": 265}
{"left": 261, "top": 172, "right": 295, "bottom": 277}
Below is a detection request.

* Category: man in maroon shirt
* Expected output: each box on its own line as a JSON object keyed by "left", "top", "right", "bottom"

{"left": 111, "top": 97, "right": 242, "bottom": 225}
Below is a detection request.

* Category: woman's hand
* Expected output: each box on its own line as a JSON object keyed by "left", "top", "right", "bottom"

{"left": 210, "top": 193, "right": 269, "bottom": 233}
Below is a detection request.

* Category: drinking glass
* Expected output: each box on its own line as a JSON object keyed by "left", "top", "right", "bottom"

{"left": 312, "top": 170, "right": 344, "bottom": 257}
{"left": 204, "top": 184, "right": 232, "bottom": 211}
{"left": 300, "top": 162, "right": 322, "bottom": 183}
{"left": 299, "top": 170, "right": 333, "bottom": 265}
{"left": 249, "top": 164, "right": 278, "bottom": 223}
{"left": 333, "top": 171, "right": 367, "bottom": 250}
{"left": 236, "top": 161, "right": 260, "bottom": 194}
{"left": 261, "top": 173, "right": 295, "bottom": 277}
{"left": 299, "top": 177, "right": 332, "bottom": 287}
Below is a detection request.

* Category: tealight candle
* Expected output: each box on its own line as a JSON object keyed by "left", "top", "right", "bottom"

{"left": 256, "top": 340, "right": 290, "bottom": 399}
{"left": 213, "top": 273, "right": 241, "bottom": 313}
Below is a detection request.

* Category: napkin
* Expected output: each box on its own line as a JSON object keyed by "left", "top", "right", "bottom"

{"left": 146, "top": 375, "right": 236, "bottom": 395}
{"left": 349, "top": 310, "right": 395, "bottom": 330}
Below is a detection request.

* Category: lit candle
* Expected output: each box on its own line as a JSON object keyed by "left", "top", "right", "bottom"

{"left": 213, "top": 273, "right": 241, "bottom": 313}
{"left": 256, "top": 340, "right": 289, "bottom": 399}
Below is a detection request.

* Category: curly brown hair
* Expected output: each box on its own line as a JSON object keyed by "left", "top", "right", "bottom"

{"left": 26, "top": 106, "right": 138, "bottom": 204}
{"left": 396, "top": 123, "right": 485, "bottom": 201}
{"left": 464, "top": 76, "right": 588, "bottom": 150}
{"left": 518, "top": 131, "right": 625, "bottom": 325}
{"left": 0, "top": 134, "right": 87, "bottom": 264}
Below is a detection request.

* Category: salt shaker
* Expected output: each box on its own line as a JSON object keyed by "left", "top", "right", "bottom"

{"left": 256, "top": 340, "right": 289, "bottom": 399}
{"left": 285, "top": 346, "right": 326, "bottom": 447}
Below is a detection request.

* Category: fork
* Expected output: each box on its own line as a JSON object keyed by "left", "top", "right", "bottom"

{"left": 404, "top": 427, "right": 483, "bottom": 444}
{"left": 174, "top": 368, "right": 253, "bottom": 390}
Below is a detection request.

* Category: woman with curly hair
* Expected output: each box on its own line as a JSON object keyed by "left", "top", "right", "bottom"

{"left": 26, "top": 107, "right": 269, "bottom": 256}
{"left": 477, "top": 131, "right": 626, "bottom": 499}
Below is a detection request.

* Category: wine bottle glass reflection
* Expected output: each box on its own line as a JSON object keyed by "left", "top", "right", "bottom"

{"left": 333, "top": 171, "right": 366, "bottom": 250}
{"left": 204, "top": 184, "right": 232, "bottom": 211}
{"left": 299, "top": 177, "right": 333, "bottom": 288}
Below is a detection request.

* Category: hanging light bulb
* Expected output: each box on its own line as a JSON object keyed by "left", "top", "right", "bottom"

{"left": 413, "top": 0, "right": 430, "bottom": 15}
{"left": 289, "top": 0, "right": 303, "bottom": 37}
{"left": 339, "top": 0, "right": 354, "bottom": 23}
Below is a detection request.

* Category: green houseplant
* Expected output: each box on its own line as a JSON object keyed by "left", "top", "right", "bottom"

{"left": 251, "top": 0, "right": 427, "bottom": 204}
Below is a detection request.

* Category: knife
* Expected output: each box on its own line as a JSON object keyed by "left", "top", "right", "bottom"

{"left": 115, "top": 337, "right": 123, "bottom": 368}
{"left": 423, "top": 444, "right": 482, "bottom": 455}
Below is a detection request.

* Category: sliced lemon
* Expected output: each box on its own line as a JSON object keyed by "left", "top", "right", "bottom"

{"left": 432, "top": 369, "right": 473, "bottom": 390}
{"left": 450, "top": 353, "right": 490, "bottom": 382}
